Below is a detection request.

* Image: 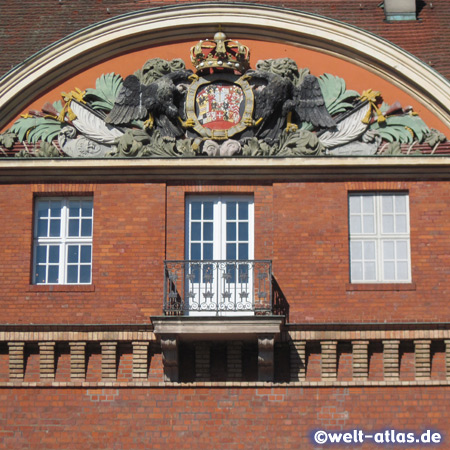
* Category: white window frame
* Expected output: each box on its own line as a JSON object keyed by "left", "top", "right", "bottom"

{"left": 33, "top": 197, "right": 93, "bottom": 285}
{"left": 349, "top": 192, "right": 411, "bottom": 283}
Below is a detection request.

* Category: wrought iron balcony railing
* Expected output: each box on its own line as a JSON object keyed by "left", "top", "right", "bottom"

{"left": 164, "top": 260, "right": 273, "bottom": 315}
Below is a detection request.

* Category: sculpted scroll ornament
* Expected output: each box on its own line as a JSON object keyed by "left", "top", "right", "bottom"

{"left": 2, "top": 33, "right": 446, "bottom": 158}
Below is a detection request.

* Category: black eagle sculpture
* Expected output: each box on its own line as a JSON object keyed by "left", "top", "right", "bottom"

{"left": 106, "top": 67, "right": 194, "bottom": 139}
{"left": 246, "top": 58, "right": 336, "bottom": 143}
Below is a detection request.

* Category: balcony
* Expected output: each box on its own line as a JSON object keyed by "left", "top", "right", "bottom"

{"left": 164, "top": 260, "right": 273, "bottom": 316}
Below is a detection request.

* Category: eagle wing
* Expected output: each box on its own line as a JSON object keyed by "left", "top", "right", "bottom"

{"left": 294, "top": 74, "right": 335, "bottom": 128}
{"left": 106, "top": 75, "right": 155, "bottom": 125}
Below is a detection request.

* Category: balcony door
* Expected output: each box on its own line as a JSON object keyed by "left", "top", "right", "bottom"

{"left": 185, "top": 195, "right": 254, "bottom": 315}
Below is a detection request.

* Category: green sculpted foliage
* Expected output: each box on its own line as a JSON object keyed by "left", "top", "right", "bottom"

{"left": 85, "top": 73, "right": 124, "bottom": 112}
{"left": 318, "top": 74, "right": 360, "bottom": 116}
{"left": 370, "top": 114, "right": 429, "bottom": 144}
{"left": 10, "top": 101, "right": 64, "bottom": 143}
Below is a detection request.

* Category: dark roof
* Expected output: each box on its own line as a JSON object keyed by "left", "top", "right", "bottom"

{"left": 0, "top": 0, "right": 449, "bottom": 80}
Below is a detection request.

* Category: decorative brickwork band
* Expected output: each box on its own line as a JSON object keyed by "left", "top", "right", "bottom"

{"left": 100, "top": 342, "right": 117, "bottom": 380}
{"left": 69, "top": 342, "right": 86, "bottom": 380}
{"left": 352, "top": 340, "right": 369, "bottom": 380}
{"left": 38, "top": 342, "right": 56, "bottom": 379}
{"left": 446, "top": 340, "right": 450, "bottom": 380}
{"left": 8, "top": 342, "right": 25, "bottom": 380}
{"left": 161, "top": 336, "right": 178, "bottom": 382}
{"left": 383, "top": 340, "right": 400, "bottom": 380}
{"left": 195, "top": 342, "right": 211, "bottom": 382}
{"left": 227, "top": 341, "right": 243, "bottom": 381}
{"left": 258, "top": 334, "right": 274, "bottom": 382}
{"left": 414, "top": 340, "right": 431, "bottom": 380}
{"left": 289, "top": 340, "right": 306, "bottom": 381}
{"left": 132, "top": 342, "right": 149, "bottom": 379}
{"left": 321, "top": 341, "right": 338, "bottom": 380}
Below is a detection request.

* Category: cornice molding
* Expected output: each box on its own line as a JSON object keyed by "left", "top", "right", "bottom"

{"left": 0, "top": 3, "right": 449, "bottom": 131}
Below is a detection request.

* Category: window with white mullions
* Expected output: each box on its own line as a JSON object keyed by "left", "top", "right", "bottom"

{"left": 33, "top": 198, "right": 93, "bottom": 284}
{"left": 185, "top": 195, "right": 254, "bottom": 315}
{"left": 349, "top": 193, "right": 410, "bottom": 283}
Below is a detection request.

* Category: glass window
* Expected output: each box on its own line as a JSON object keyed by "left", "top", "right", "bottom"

{"left": 349, "top": 193, "right": 410, "bottom": 283}
{"left": 33, "top": 197, "right": 93, "bottom": 284}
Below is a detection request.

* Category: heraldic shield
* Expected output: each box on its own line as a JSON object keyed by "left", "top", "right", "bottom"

{"left": 185, "top": 73, "right": 254, "bottom": 140}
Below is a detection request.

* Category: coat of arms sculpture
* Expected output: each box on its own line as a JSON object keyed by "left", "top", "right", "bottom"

{"left": 2, "top": 32, "right": 446, "bottom": 158}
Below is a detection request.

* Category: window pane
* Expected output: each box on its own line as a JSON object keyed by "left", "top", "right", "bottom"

{"left": 397, "top": 241, "right": 408, "bottom": 260}
{"left": 49, "top": 245, "right": 60, "bottom": 263}
{"left": 396, "top": 215, "right": 407, "bottom": 233}
{"left": 48, "top": 265, "right": 59, "bottom": 284}
{"left": 397, "top": 262, "right": 409, "bottom": 280}
{"left": 362, "top": 196, "right": 374, "bottom": 213}
{"left": 37, "top": 201, "right": 49, "bottom": 218}
{"left": 191, "top": 243, "right": 201, "bottom": 260}
{"left": 364, "top": 262, "right": 376, "bottom": 281}
{"left": 67, "top": 266, "right": 78, "bottom": 284}
{"left": 81, "top": 219, "right": 92, "bottom": 237}
{"left": 382, "top": 215, "right": 394, "bottom": 234}
{"left": 49, "top": 219, "right": 61, "bottom": 237}
{"left": 203, "top": 243, "right": 213, "bottom": 260}
{"left": 80, "top": 266, "right": 91, "bottom": 283}
{"left": 226, "top": 202, "right": 236, "bottom": 220}
{"left": 239, "top": 222, "right": 248, "bottom": 241}
{"left": 67, "top": 245, "right": 79, "bottom": 263}
{"left": 203, "top": 202, "right": 213, "bottom": 220}
{"left": 226, "top": 222, "right": 236, "bottom": 241}
{"left": 238, "top": 202, "right": 248, "bottom": 220}
{"left": 238, "top": 243, "right": 248, "bottom": 260}
{"left": 227, "top": 243, "right": 236, "bottom": 260}
{"left": 80, "top": 245, "right": 91, "bottom": 263}
{"left": 383, "top": 241, "right": 395, "bottom": 260}
{"left": 364, "top": 241, "right": 376, "bottom": 260}
{"left": 50, "top": 202, "right": 62, "bottom": 217}
{"left": 350, "top": 216, "right": 361, "bottom": 234}
{"left": 191, "top": 202, "right": 201, "bottom": 220}
{"left": 37, "top": 219, "right": 48, "bottom": 237}
{"left": 382, "top": 196, "right": 394, "bottom": 213}
{"left": 35, "top": 265, "right": 46, "bottom": 284}
{"left": 350, "top": 241, "right": 362, "bottom": 260}
{"left": 203, "top": 222, "right": 213, "bottom": 241}
{"left": 81, "top": 200, "right": 93, "bottom": 216}
{"left": 349, "top": 196, "right": 361, "bottom": 214}
{"left": 363, "top": 215, "right": 375, "bottom": 234}
{"left": 351, "top": 261, "right": 363, "bottom": 281}
{"left": 395, "top": 195, "right": 407, "bottom": 213}
{"left": 384, "top": 261, "right": 395, "bottom": 281}
{"left": 191, "top": 222, "right": 201, "bottom": 241}
{"left": 68, "top": 219, "right": 79, "bottom": 237}
{"left": 36, "top": 245, "right": 47, "bottom": 263}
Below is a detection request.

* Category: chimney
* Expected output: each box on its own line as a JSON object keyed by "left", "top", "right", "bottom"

{"left": 383, "top": 0, "right": 417, "bottom": 21}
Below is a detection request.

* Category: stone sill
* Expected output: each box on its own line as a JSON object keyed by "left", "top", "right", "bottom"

{"left": 346, "top": 282, "right": 416, "bottom": 291}
{"left": 1, "top": 379, "right": 448, "bottom": 389}
{"left": 29, "top": 284, "right": 95, "bottom": 293}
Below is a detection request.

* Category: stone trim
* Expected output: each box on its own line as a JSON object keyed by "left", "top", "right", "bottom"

{"left": 161, "top": 336, "right": 178, "bottom": 382}
{"left": 1, "top": 380, "right": 449, "bottom": 388}
{"left": 69, "top": 342, "right": 86, "bottom": 380}
{"left": 383, "top": 340, "right": 400, "bottom": 380}
{"left": 352, "top": 340, "right": 369, "bottom": 380}
{"left": 258, "top": 335, "right": 275, "bottom": 382}
{"left": 8, "top": 342, "right": 25, "bottom": 380}
{"left": 132, "top": 342, "right": 149, "bottom": 379}
{"left": 38, "top": 342, "right": 55, "bottom": 379}
{"left": 321, "top": 341, "right": 337, "bottom": 380}
{"left": 100, "top": 342, "right": 117, "bottom": 380}
{"left": 414, "top": 340, "right": 431, "bottom": 380}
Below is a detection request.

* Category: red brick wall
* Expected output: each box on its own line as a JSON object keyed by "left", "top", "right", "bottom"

{"left": 0, "top": 386, "right": 447, "bottom": 449}
{"left": 1, "top": 180, "right": 450, "bottom": 324}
